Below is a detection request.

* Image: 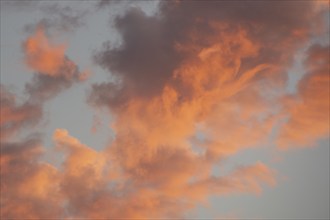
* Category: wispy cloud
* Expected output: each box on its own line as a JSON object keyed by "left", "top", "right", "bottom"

{"left": 278, "top": 44, "right": 330, "bottom": 148}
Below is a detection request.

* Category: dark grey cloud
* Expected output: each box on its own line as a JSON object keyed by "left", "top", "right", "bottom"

{"left": 94, "top": 7, "right": 183, "bottom": 100}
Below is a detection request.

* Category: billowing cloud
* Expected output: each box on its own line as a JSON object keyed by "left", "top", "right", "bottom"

{"left": 86, "top": 0, "right": 328, "bottom": 217}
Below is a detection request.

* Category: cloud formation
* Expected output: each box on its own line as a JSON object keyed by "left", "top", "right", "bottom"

{"left": 1, "top": 0, "right": 329, "bottom": 219}
{"left": 86, "top": 0, "right": 328, "bottom": 218}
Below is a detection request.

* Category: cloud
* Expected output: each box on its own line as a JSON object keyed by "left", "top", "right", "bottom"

{"left": 23, "top": 26, "right": 88, "bottom": 81}
{"left": 22, "top": 26, "right": 88, "bottom": 103}
{"left": 1, "top": 129, "right": 106, "bottom": 219}
{"left": 0, "top": 137, "right": 62, "bottom": 219}
{"left": 0, "top": 86, "right": 42, "bottom": 141}
{"left": 24, "top": 58, "right": 86, "bottom": 103}
{"left": 52, "top": 129, "right": 109, "bottom": 218}
{"left": 85, "top": 1, "right": 328, "bottom": 217}
{"left": 23, "top": 26, "right": 66, "bottom": 76}
{"left": 278, "top": 44, "right": 330, "bottom": 148}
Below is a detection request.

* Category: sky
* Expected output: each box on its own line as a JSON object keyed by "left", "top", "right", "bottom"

{"left": 0, "top": 0, "right": 329, "bottom": 219}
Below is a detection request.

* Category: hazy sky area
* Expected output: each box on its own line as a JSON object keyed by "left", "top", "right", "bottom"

{"left": 0, "top": 1, "right": 329, "bottom": 219}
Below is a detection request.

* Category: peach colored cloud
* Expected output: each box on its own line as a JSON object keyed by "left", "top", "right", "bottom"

{"left": 23, "top": 26, "right": 89, "bottom": 82}
{"left": 23, "top": 26, "right": 66, "bottom": 76}
{"left": 53, "top": 129, "right": 106, "bottom": 179}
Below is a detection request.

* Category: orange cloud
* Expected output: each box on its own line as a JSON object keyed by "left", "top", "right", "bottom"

{"left": 23, "top": 26, "right": 89, "bottom": 83}
{"left": 23, "top": 26, "right": 66, "bottom": 76}
{"left": 1, "top": 130, "right": 107, "bottom": 219}
{"left": 0, "top": 138, "right": 62, "bottom": 219}
{"left": 53, "top": 129, "right": 106, "bottom": 178}
{"left": 94, "top": 24, "right": 281, "bottom": 217}
{"left": 278, "top": 44, "right": 330, "bottom": 148}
